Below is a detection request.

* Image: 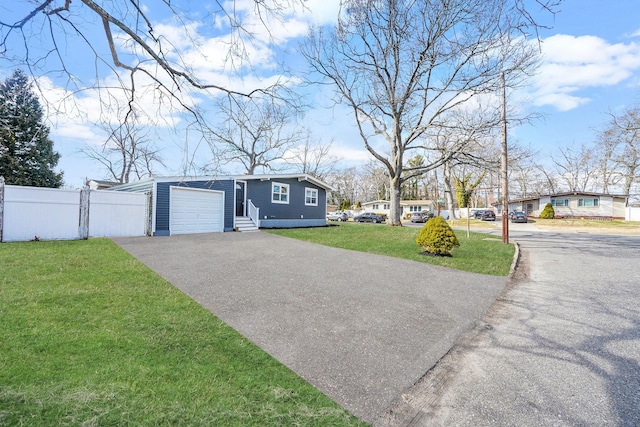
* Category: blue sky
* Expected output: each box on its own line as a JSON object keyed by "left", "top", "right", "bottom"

{"left": 2, "top": 0, "right": 640, "bottom": 188}
{"left": 517, "top": 0, "right": 640, "bottom": 152}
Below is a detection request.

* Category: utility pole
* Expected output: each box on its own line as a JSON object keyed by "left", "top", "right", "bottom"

{"left": 501, "top": 72, "right": 509, "bottom": 244}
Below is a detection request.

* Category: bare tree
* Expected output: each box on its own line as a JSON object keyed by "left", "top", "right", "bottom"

{"left": 303, "top": 0, "right": 556, "bottom": 225}
{"left": 533, "top": 163, "right": 559, "bottom": 195}
{"left": 324, "top": 167, "right": 372, "bottom": 207}
{"left": 209, "top": 95, "right": 303, "bottom": 174}
{"left": 551, "top": 143, "right": 598, "bottom": 192}
{"left": 284, "top": 133, "right": 339, "bottom": 180}
{"left": 361, "top": 159, "right": 390, "bottom": 201}
{"left": 1, "top": 1, "right": 301, "bottom": 94}
{"left": 596, "top": 105, "right": 640, "bottom": 197}
{"left": 82, "top": 113, "right": 165, "bottom": 183}
{"left": 1, "top": 0, "right": 306, "bottom": 172}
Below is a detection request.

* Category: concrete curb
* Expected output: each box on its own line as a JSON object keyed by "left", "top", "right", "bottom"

{"left": 508, "top": 241, "right": 521, "bottom": 278}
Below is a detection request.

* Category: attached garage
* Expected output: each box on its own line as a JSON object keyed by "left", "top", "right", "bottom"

{"left": 110, "top": 174, "right": 332, "bottom": 236}
{"left": 169, "top": 187, "right": 224, "bottom": 234}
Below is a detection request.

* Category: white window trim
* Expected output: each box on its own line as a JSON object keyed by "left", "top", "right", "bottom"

{"left": 272, "top": 182, "right": 290, "bottom": 204}
{"left": 305, "top": 187, "right": 318, "bottom": 206}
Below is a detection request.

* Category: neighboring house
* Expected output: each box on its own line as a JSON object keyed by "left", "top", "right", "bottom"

{"left": 87, "top": 179, "right": 119, "bottom": 190}
{"left": 361, "top": 200, "right": 391, "bottom": 215}
{"left": 362, "top": 199, "right": 435, "bottom": 217}
{"left": 508, "top": 192, "right": 628, "bottom": 219}
{"left": 111, "top": 174, "right": 333, "bottom": 235}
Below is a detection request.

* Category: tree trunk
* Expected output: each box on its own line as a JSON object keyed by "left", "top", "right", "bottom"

{"left": 389, "top": 175, "right": 403, "bottom": 226}
{"left": 443, "top": 162, "right": 456, "bottom": 219}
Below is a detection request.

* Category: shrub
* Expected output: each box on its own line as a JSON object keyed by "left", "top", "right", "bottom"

{"left": 540, "top": 202, "right": 555, "bottom": 219}
{"left": 416, "top": 216, "right": 460, "bottom": 256}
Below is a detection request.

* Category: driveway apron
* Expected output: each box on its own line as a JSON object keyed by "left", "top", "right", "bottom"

{"left": 113, "top": 232, "right": 507, "bottom": 423}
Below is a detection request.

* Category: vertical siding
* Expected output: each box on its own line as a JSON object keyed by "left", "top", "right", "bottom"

{"left": 3, "top": 185, "right": 79, "bottom": 242}
{"left": 89, "top": 190, "right": 147, "bottom": 237}
{"left": 155, "top": 180, "right": 234, "bottom": 234}
{"left": 247, "top": 179, "right": 326, "bottom": 221}
{"left": 1, "top": 185, "right": 147, "bottom": 241}
{"left": 626, "top": 206, "right": 640, "bottom": 221}
{"left": 613, "top": 198, "right": 626, "bottom": 218}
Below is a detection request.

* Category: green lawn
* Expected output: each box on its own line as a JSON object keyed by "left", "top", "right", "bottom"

{"left": 267, "top": 222, "right": 515, "bottom": 276}
{"left": 0, "top": 239, "right": 366, "bottom": 426}
{"left": 534, "top": 218, "right": 640, "bottom": 231}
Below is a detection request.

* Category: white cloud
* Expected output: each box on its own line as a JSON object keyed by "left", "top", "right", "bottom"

{"left": 532, "top": 34, "right": 640, "bottom": 110}
{"left": 301, "top": 0, "right": 341, "bottom": 26}
{"left": 330, "top": 145, "right": 372, "bottom": 163}
{"left": 534, "top": 93, "right": 590, "bottom": 112}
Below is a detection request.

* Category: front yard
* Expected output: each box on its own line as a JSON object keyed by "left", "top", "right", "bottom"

{"left": 0, "top": 239, "right": 365, "bottom": 426}
{"left": 266, "top": 222, "right": 515, "bottom": 276}
{"left": 532, "top": 218, "right": 640, "bottom": 233}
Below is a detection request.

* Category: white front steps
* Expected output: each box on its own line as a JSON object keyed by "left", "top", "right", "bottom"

{"left": 235, "top": 216, "right": 259, "bottom": 232}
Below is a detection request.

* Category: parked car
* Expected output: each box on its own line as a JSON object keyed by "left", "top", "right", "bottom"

{"left": 479, "top": 210, "right": 496, "bottom": 221}
{"left": 354, "top": 212, "right": 384, "bottom": 223}
{"left": 327, "top": 211, "right": 348, "bottom": 222}
{"left": 410, "top": 211, "right": 433, "bottom": 223}
{"left": 473, "top": 209, "right": 488, "bottom": 220}
{"left": 510, "top": 211, "right": 527, "bottom": 223}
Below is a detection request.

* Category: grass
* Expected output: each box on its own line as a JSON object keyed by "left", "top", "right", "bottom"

{"left": 533, "top": 218, "right": 640, "bottom": 231}
{"left": 446, "top": 218, "right": 499, "bottom": 228}
{"left": 0, "top": 239, "right": 366, "bottom": 426}
{"left": 266, "top": 222, "right": 515, "bottom": 276}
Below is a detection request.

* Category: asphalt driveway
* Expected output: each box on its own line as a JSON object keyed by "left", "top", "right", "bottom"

{"left": 113, "top": 232, "right": 508, "bottom": 423}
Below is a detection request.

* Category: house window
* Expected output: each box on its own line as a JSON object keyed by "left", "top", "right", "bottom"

{"left": 409, "top": 205, "right": 422, "bottom": 212}
{"left": 578, "top": 198, "right": 599, "bottom": 207}
{"left": 551, "top": 199, "right": 569, "bottom": 207}
{"left": 384, "top": 204, "right": 390, "bottom": 210}
{"left": 305, "top": 188, "right": 318, "bottom": 206}
{"left": 373, "top": 204, "right": 379, "bottom": 210}
{"left": 272, "top": 183, "right": 289, "bottom": 204}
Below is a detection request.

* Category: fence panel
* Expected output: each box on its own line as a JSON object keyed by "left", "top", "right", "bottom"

{"left": 89, "top": 190, "right": 148, "bottom": 237}
{"left": 626, "top": 207, "right": 640, "bottom": 221}
{"left": 3, "top": 185, "right": 80, "bottom": 242}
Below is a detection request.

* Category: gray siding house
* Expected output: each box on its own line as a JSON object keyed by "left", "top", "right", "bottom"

{"left": 112, "top": 174, "right": 332, "bottom": 235}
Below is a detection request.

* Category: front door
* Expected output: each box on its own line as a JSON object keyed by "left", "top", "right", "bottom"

{"left": 235, "top": 182, "right": 245, "bottom": 216}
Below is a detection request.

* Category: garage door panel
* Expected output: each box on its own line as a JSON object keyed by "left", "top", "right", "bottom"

{"left": 170, "top": 187, "right": 224, "bottom": 234}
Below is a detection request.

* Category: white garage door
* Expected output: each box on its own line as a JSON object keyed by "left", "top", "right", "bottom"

{"left": 170, "top": 187, "right": 225, "bottom": 235}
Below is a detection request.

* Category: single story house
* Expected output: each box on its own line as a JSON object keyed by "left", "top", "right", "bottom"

{"left": 111, "top": 174, "right": 333, "bottom": 235}
{"left": 508, "top": 192, "right": 628, "bottom": 219}
{"left": 362, "top": 199, "right": 436, "bottom": 217}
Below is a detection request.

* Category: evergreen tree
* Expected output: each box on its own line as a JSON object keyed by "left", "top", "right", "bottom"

{"left": 540, "top": 202, "right": 555, "bottom": 219}
{"left": 416, "top": 216, "right": 460, "bottom": 256}
{"left": 0, "top": 70, "right": 63, "bottom": 187}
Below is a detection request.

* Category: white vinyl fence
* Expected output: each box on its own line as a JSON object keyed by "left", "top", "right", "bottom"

{"left": 627, "top": 207, "right": 640, "bottom": 221}
{"left": 0, "top": 180, "right": 149, "bottom": 242}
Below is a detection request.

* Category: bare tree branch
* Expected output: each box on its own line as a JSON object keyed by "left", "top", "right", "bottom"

{"left": 303, "top": 0, "right": 558, "bottom": 225}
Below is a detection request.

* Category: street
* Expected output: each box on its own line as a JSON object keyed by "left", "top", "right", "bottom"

{"left": 382, "top": 227, "right": 640, "bottom": 426}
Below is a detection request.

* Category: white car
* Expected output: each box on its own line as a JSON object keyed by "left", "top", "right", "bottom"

{"left": 327, "top": 211, "right": 348, "bottom": 221}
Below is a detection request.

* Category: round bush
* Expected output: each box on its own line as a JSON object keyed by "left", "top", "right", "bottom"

{"left": 416, "top": 216, "right": 460, "bottom": 255}
{"left": 540, "top": 202, "right": 555, "bottom": 219}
